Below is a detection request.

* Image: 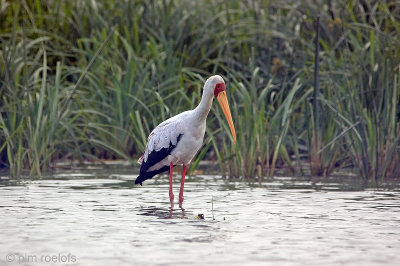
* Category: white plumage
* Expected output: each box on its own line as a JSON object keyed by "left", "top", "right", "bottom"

{"left": 138, "top": 110, "right": 205, "bottom": 171}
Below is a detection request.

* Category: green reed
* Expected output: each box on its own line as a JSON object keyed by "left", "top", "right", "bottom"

{"left": 1, "top": 0, "right": 399, "bottom": 180}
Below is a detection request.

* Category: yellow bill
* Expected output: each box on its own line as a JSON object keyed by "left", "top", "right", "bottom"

{"left": 216, "top": 91, "right": 236, "bottom": 143}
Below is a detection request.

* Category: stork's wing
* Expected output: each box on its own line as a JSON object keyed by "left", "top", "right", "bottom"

{"left": 134, "top": 112, "right": 190, "bottom": 185}
{"left": 138, "top": 115, "right": 186, "bottom": 165}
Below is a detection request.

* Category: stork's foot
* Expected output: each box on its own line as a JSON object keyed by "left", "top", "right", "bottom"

{"left": 169, "top": 161, "right": 174, "bottom": 209}
{"left": 179, "top": 164, "right": 186, "bottom": 209}
{"left": 169, "top": 192, "right": 174, "bottom": 209}
{"left": 179, "top": 194, "right": 184, "bottom": 209}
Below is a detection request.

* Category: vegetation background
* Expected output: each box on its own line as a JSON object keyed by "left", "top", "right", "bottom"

{"left": 1, "top": 0, "right": 399, "bottom": 180}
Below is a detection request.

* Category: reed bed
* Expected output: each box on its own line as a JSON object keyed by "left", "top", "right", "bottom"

{"left": 1, "top": 0, "right": 399, "bottom": 180}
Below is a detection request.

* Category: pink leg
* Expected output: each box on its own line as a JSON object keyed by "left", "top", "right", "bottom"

{"left": 179, "top": 164, "right": 187, "bottom": 209}
{"left": 169, "top": 162, "right": 174, "bottom": 209}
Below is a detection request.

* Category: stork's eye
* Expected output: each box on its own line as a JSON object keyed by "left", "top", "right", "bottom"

{"left": 213, "top": 82, "right": 226, "bottom": 97}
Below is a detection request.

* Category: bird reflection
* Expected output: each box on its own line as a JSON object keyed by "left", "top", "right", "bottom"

{"left": 138, "top": 206, "right": 188, "bottom": 219}
{"left": 169, "top": 207, "right": 186, "bottom": 219}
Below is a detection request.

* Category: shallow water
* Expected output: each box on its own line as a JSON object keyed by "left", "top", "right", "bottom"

{"left": 1, "top": 167, "right": 400, "bottom": 265}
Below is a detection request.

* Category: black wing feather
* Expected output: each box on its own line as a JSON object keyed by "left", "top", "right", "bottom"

{"left": 135, "top": 134, "right": 183, "bottom": 185}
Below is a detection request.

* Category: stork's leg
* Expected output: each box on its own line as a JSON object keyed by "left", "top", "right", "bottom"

{"left": 179, "top": 164, "right": 187, "bottom": 209}
{"left": 169, "top": 162, "right": 174, "bottom": 209}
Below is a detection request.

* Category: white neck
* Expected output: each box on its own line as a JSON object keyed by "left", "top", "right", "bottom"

{"left": 193, "top": 90, "right": 214, "bottom": 122}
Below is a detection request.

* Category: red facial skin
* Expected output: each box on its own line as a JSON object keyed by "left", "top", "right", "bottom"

{"left": 214, "top": 83, "right": 226, "bottom": 97}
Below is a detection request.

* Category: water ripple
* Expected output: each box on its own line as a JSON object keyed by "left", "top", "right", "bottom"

{"left": 0, "top": 171, "right": 399, "bottom": 265}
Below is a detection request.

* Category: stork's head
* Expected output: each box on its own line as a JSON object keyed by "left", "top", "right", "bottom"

{"left": 204, "top": 75, "right": 236, "bottom": 143}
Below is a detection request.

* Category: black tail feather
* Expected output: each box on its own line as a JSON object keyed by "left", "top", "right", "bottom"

{"left": 135, "top": 165, "right": 170, "bottom": 185}
{"left": 135, "top": 134, "right": 183, "bottom": 185}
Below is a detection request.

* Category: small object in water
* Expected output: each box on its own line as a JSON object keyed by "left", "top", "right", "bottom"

{"left": 194, "top": 214, "right": 204, "bottom": 220}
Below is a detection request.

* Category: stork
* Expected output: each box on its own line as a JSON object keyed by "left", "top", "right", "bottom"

{"left": 135, "top": 75, "right": 236, "bottom": 209}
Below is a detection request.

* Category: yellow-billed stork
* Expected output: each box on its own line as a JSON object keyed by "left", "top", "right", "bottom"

{"left": 135, "top": 75, "right": 236, "bottom": 209}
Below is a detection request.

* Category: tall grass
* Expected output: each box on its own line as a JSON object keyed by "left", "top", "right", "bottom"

{"left": 1, "top": 0, "right": 399, "bottom": 180}
{"left": 312, "top": 1, "right": 400, "bottom": 179}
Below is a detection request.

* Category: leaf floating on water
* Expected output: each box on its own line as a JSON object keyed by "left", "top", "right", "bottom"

{"left": 194, "top": 214, "right": 204, "bottom": 220}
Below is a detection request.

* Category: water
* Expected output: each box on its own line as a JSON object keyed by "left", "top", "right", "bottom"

{"left": 1, "top": 167, "right": 400, "bottom": 265}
